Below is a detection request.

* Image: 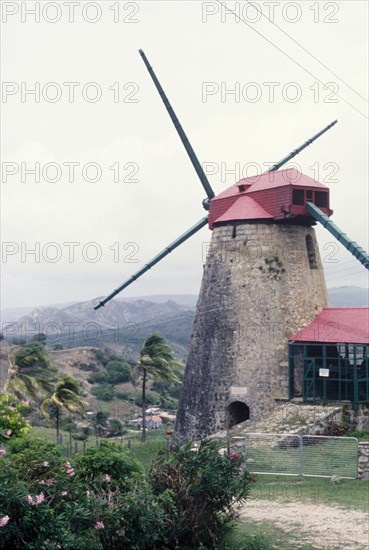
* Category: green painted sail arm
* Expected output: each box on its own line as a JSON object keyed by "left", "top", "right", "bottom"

{"left": 94, "top": 216, "right": 209, "bottom": 310}
{"left": 266, "top": 120, "right": 337, "bottom": 173}
{"left": 307, "top": 201, "right": 369, "bottom": 270}
{"left": 139, "top": 49, "right": 214, "bottom": 203}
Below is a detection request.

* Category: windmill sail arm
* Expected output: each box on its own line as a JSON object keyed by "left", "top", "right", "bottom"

{"left": 139, "top": 49, "right": 214, "bottom": 202}
{"left": 266, "top": 120, "right": 337, "bottom": 173}
{"left": 307, "top": 201, "right": 369, "bottom": 269}
{"left": 94, "top": 216, "right": 209, "bottom": 310}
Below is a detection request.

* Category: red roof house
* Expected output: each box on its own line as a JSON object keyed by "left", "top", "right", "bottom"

{"left": 288, "top": 308, "right": 369, "bottom": 405}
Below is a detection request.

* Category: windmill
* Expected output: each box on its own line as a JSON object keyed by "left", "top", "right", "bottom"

{"left": 94, "top": 51, "right": 369, "bottom": 442}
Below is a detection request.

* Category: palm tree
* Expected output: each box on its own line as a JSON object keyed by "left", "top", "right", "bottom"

{"left": 41, "top": 375, "right": 86, "bottom": 444}
{"left": 6, "top": 342, "right": 56, "bottom": 401}
{"left": 132, "top": 333, "right": 183, "bottom": 442}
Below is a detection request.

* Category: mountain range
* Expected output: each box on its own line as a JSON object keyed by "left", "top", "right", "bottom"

{"left": 1, "top": 287, "right": 368, "bottom": 358}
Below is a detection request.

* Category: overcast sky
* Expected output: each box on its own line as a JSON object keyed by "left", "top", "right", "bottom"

{"left": 1, "top": 0, "right": 368, "bottom": 310}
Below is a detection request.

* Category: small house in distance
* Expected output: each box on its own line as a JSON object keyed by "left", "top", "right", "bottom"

{"left": 289, "top": 308, "right": 369, "bottom": 406}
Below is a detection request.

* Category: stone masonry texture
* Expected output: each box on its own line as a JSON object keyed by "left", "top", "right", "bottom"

{"left": 174, "top": 222, "right": 328, "bottom": 443}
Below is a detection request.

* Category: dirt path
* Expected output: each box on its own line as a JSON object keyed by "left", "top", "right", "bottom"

{"left": 240, "top": 500, "right": 369, "bottom": 549}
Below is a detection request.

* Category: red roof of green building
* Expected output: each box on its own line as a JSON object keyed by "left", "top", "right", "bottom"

{"left": 290, "top": 308, "right": 369, "bottom": 344}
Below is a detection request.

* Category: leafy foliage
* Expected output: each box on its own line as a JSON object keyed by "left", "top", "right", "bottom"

{"left": 53, "top": 343, "right": 64, "bottom": 351}
{"left": 0, "top": 435, "right": 253, "bottom": 549}
{"left": 88, "top": 361, "right": 133, "bottom": 387}
{"left": 88, "top": 372, "right": 109, "bottom": 385}
{"left": 108, "top": 419, "right": 123, "bottom": 437}
{"left": 41, "top": 375, "right": 85, "bottom": 441}
{"left": 74, "top": 440, "right": 144, "bottom": 491}
{"left": 133, "top": 333, "right": 183, "bottom": 441}
{"left": 0, "top": 393, "right": 31, "bottom": 443}
{"left": 150, "top": 439, "right": 253, "bottom": 549}
{"left": 6, "top": 343, "right": 56, "bottom": 401}
{"left": 92, "top": 349, "right": 112, "bottom": 366}
{"left": 91, "top": 383, "right": 114, "bottom": 401}
{"left": 106, "top": 361, "right": 132, "bottom": 384}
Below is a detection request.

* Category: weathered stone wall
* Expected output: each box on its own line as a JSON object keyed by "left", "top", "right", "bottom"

{"left": 358, "top": 442, "right": 369, "bottom": 479}
{"left": 174, "top": 222, "right": 328, "bottom": 443}
{"left": 353, "top": 405, "right": 369, "bottom": 430}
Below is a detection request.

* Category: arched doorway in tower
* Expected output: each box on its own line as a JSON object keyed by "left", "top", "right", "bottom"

{"left": 226, "top": 401, "right": 250, "bottom": 429}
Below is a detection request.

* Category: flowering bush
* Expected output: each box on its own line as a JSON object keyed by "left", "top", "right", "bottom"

{"left": 74, "top": 440, "right": 144, "bottom": 492}
{"left": 0, "top": 437, "right": 253, "bottom": 549}
{"left": 150, "top": 439, "right": 253, "bottom": 549}
{"left": 0, "top": 436, "right": 164, "bottom": 549}
{"left": 0, "top": 392, "right": 30, "bottom": 443}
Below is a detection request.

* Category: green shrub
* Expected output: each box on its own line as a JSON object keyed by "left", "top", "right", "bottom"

{"left": 159, "top": 395, "right": 178, "bottom": 410}
{"left": 106, "top": 361, "right": 132, "bottom": 384}
{"left": 108, "top": 419, "right": 124, "bottom": 437}
{"left": 347, "top": 428, "right": 369, "bottom": 441}
{"left": 0, "top": 393, "right": 31, "bottom": 442}
{"left": 91, "top": 384, "right": 114, "bottom": 401}
{"left": 53, "top": 343, "right": 64, "bottom": 350}
{"left": 0, "top": 436, "right": 254, "bottom": 549}
{"left": 0, "top": 437, "right": 154, "bottom": 549}
{"left": 74, "top": 440, "right": 144, "bottom": 491}
{"left": 87, "top": 372, "right": 108, "bottom": 384}
{"left": 60, "top": 417, "right": 77, "bottom": 432}
{"left": 92, "top": 349, "right": 111, "bottom": 366}
{"left": 150, "top": 439, "right": 252, "bottom": 549}
{"left": 134, "top": 391, "right": 160, "bottom": 407}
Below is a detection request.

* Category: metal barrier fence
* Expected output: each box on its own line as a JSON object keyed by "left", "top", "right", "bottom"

{"left": 244, "top": 433, "right": 358, "bottom": 479}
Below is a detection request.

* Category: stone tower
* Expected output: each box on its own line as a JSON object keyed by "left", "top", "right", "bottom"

{"left": 173, "top": 169, "right": 329, "bottom": 442}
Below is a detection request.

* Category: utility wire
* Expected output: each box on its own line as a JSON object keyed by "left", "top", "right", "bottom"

{"left": 241, "top": 0, "right": 368, "bottom": 104}
{"left": 215, "top": 0, "right": 368, "bottom": 120}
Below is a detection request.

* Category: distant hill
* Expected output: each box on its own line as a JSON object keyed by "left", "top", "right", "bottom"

{"left": 1, "top": 297, "right": 195, "bottom": 360}
{"left": 0, "top": 302, "right": 77, "bottom": 323}
{"left": 1, "top": 288, "right": 368, "bottom": 359}
{"left": 119, "top": 294, "right": 198, "bottom": 308}
{"left": 328, "top": 286, "right": 369, "bottom": 307}
{"left": 0, "top": 295, "right": 198, "bottom": 325}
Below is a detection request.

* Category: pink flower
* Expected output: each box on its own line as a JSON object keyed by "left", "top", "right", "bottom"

{"left": 35, "top": 493, "right": 45, "bottom": 505}
{"left": 65, "top": 462, "right": 71, "bottom": 469}
{"left": 230, "top": 452, "right": 239, "bottom": 461}
{"left": 61, "top": 490, "right": 68, "bottom": 496}
{"left": 43, "top": 461, "right": 49, "bottom": 467}
{"left": 5, "top": 430, "right": 11, "bottom": 436}
{"left": 27, "top": 493, "right": 45, "bottom": 506}
{"left": 39, "top": 480, "right": 45, "bottom": 485}
{"left": 95, "top": 521, "right": 105, "bottom": 530}
{"left": 0, "top": 515, "right": 10, "bottom": 527}
{"left": 67, "top": 468, "right": 75, "bottom": 477}
{"left": 103, "top": 474, "right": 110, "bottom": 483}
{"left": 46, "top": 479, "right": 54, "bottom": 487}
{"left": 0, "top": 449, "right": 6, "bottom": 457}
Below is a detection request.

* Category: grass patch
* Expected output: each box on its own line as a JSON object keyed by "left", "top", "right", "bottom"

{"left": 347, "top": 429, "right": 369, "bottom": 441}
{"left": 30, "top": 425, "right": 170, "bottom": 469}
{"left": 128, "top": 430, "right": 169, "bottom": 471}
{"left": 248, "top": 474, "right": 369, "bottom": 511}
{"left": 227, "top": 521, "right": 330, "bottom": 550}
